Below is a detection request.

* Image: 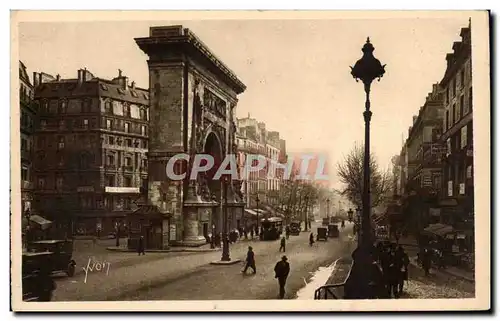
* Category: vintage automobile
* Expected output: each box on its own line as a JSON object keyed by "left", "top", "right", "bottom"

{"left": 25, "top": 240, "right": 76, "bottom": 277}
{"left": 22, "top": 251, "right": 54, "bottom": 301}
{"left": 328, "top": 224, "right": 340, "bottom": 238}
{"left": 289, "top": 221, "right": 301, "bottom": 235}
{"left": 317, "top": 227, "right": 328, "bottom": 241}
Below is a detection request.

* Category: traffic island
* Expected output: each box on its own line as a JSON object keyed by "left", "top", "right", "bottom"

{"left": 210, "top": 259, "right": 242, "bottom": 265}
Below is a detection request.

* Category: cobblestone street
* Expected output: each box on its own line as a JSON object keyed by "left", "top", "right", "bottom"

{"left": 53, "top": 223, "right": 355, "bottom": 301}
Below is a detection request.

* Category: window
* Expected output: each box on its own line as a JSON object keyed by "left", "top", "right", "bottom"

{"left": 106, "top": 119, "right": 112, "bottom": 130}
{"left": 21, "top": 166, "right": 28, "bottom": 181}
{"left": 83, "top": 119, "right": 89, "bottom": 128}
{"left": 460, "top": 69, "right": 465, "bottom": 87}
{"left": 124, "top": 176, "right": 132, "bottom": 187}
{"left": 126, "top": 139, "right": 132, "bottom": 147}
{"left": 107, "top": 155, "right": 115, "bottom": 166}
{"left": 109, "top": 136, "right": 115, "bottom": 145}
{"left": 105, "top": 101, "right": 113, "bottom": 114}
{"left": 452, "top": 104, "right": 456, "bottom": 124}
{"left": 37, "top": 177, "right": 45, "bottom": 189}
{"left": 125, "top": 157, "right": 132, "bottom": 167}
{"left": 124, "top": 197, "right": 132, "bottom": 210}
{"left": 452, "top": 78, "right": 456, "bottom": 97}
{"left": 58, "top": 136, "right": 65, "bottom": 149}
{"left": 459, "top": 95, "right": 465, "bottom": 118}
{"left": 106, "top": 175, "right": 115, "bottom": 187}
{"left": 56, "top": 176, "right": 63, "bottom": 190}
{"left": 468, "top": 87, "right": 473, "bottom": 112}
{"left": 141, "top": 125, "right": 146, "bottom": 136}
{"left": 143, "top": 140, "right": 148, "bottom": 149}
{"left": 40, "top": 120, "right": 47, "bottom": 129}
{"left": 124, "top": 122, "right": 130, "bottom": 133}
{"left": 57, "top": 152, "right": 64, "bottom": 166}
{"left": 59, "top": 120, "right": 65, "bottom": 129}
{"left": 21, "top": 138, "right": 27, "bottom": 151}
{"left": 461, "top": 126, "right": 467, "bottom": 149}
{"left": 58, "top": 100, "right": 67, "bottom": 114}
{"left": 123, "top": 105, "right": 131, "bottom": 117}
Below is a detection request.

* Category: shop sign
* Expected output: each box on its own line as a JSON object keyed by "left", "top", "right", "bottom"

{"left": 459, "top": 183, "right": 465, "bottom": 195}
{"left": 447, "top": 181, "right": 453, "bottom": 197}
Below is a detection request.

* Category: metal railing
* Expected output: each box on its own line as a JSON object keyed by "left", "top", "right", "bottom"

{"left": 314, "top": 258, "right": 353, "bottom": 300}
{"left": 314, "top": 283, "right": 345, "bottom": 299}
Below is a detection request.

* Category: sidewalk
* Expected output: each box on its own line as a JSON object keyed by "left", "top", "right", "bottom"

{"left": 106, "top": 243, "right": 220, "bottom": 253}
{"left": 408, "top": 256, "right": 474, "bottom": 282}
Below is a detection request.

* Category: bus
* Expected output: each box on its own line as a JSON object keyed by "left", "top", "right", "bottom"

{"left": 260, "top": 217, "right": 283, "bottom": 241}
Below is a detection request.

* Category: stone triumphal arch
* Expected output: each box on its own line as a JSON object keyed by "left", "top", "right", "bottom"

{"left": 135, "top": 25, "right": 247, "bottom": 247}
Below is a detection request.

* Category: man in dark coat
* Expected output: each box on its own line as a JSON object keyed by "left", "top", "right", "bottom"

{"left": 242, "top": 246, "right": 256, "bottom": 274}
{"left": 279, "top": 236, "right": 286, "bottom": 252}
{"left": 396, "top": 245, "right": 410, "bottom": 295}
{"left": 137, "top": 235, "right": 145, "bottom": 255}
{"left": 309, "top": 232, "right": 314, "bottom": 247}
{"left": 274, "top": 256, "right": 290, "bottom": 299}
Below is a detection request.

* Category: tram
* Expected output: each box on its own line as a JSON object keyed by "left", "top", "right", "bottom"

{"left": 260, "top": 217, "right": 284, "bottom": 241}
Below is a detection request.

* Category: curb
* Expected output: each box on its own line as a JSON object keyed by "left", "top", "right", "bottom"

{"left": 106, "top": 247, "right": 221, "bottom": 253}
{"left": 210, "top": 259, "right": 242, "bottom": 265}
{"left": 409, "top": 257, "right": 475, "bottom": 283}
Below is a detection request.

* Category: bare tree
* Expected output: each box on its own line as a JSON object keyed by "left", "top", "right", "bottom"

{"left": 337, "top": 142, "right": 393, "bottom": 209}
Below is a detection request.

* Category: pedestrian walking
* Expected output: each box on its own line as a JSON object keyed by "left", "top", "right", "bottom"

{"left": 309, "top": 232, "right": 315, "bottom": 247}
{"left": 279, "top": 236, "right": 286, "bottom": 252}
{"left": 285, "top": 226, "right": 290, "bottom": 240}
{"left": 396, "top": 245, "right": 409, "bottom": 295}
{"left": 274, "top": 255, "right": 290, "bottom": 299}
{"left": 422, "top": 248, "right": 432, "bottom": 276}
{"left": 242, "top": 246, "right": 256, "bottom": 274}
{"left": 34, "top": 265, "right": 56, "bottom": 302}
{"left": 386, "top": 244, "right": 399, "bottom": 298}
{"left": 250, "top": 228, "right": 254, "bottom": 240}
{"left": 137, "top": 235, "right": 145, "bottom": 256}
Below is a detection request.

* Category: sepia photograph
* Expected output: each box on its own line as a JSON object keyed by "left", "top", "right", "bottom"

{"left": 10, "top": 10, "right": 491, "bottom": 312}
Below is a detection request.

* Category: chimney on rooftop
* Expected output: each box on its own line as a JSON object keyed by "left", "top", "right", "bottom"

{"left": 77, "top": 69, "right": 83, "bottom": 85}
{"left": 131, "top": 81, "right": 136, "bottom": 90}
{"left": 56, "top": 74, "right": 61, "bottom": 81}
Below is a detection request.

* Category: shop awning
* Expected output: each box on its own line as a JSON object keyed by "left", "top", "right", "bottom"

{"left": 130, "top": 205, "right": 170, "bottom": 219}
{"left": 29, "top": 215, "right": 52, "bottom": 230}
{"left": 244, "top": 209, "right": 258, "bottom": 216}
{"left": 423, "top": 223, "right": 454, "bottom": 237}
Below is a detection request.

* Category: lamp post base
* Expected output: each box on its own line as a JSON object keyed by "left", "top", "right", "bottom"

{"left": 344, "top": 244, "right": 381, "bottom": 299}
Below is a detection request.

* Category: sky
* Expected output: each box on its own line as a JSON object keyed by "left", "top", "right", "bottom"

{"left": 18, "top": 16, "right": 470, "bottom": 190}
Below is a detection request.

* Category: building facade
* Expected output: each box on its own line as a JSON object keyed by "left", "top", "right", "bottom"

{"left": 236, "top": 115, "right": 287, "bottom": 209}
{"left": 19, "top": 61, "right": 36, "bottom": 214}
{"left": 32, "top": 68, "right": 149, "bottom": 235}
{"left": 400, "top": 84, "right": 445, "bottom": 232}
{"left": 439, "top": 22, "right": 474, "bottom": 236}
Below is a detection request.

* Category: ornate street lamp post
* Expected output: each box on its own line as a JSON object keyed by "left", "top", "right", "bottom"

{"left": 350, "top": 37, "right": 386, "bottom": 250}
{"left": 221, "top": 176, "right": 231, "bottom": 261}
{"left": 304, "top": 196, "right": 309, "bottom": 232}
{"left": 211, "top": 193, "right": 218, "bottom": 249}
{"left": 255, "top": 195, "right": 260, "bottom": 235}
{"left": 345, "top": 38, "right": 386, "bottom": 299}
{"left": 326, "top": 199, "right": 330, "bottom": 220}
{"left": 347, "top": 208, "right": 354, "bottom": 223}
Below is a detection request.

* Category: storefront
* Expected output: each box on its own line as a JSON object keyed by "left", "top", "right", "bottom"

{"left": 126, "top": 205, "right": 171, "bottom": 250}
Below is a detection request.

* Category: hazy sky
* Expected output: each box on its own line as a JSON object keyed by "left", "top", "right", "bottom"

{"left": 18, "top": 17, "right": 469, "bottom": 189}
